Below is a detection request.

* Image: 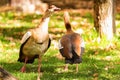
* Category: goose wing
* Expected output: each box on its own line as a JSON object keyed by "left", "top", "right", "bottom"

{"left": 21, "top": 31, "right": 32, "bottom": 44}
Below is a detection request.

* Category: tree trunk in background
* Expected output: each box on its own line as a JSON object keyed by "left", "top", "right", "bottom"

{"left": 10, "top": 0, "right": 48, "bottom": 14}
{"left": 0, "top": 0, "right": 11, "bottom": 6}
{"left": 94, "top": 0, "right": 115, "bottom": 40}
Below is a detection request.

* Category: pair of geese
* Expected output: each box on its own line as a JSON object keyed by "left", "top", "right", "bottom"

{"left": 18, "top": 5, "right": 85, "bottom": 80}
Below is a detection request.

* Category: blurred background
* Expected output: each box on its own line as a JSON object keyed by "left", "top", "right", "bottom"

{"left": 0, "top": 0, "right": 120, "bottom": 80}
{"left": 0, "top": 0, "right": 120, "bottom": 14}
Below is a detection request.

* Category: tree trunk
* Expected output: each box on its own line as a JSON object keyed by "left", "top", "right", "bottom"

{"left": 94, "top": 0, "right": 115, "bottom": 40}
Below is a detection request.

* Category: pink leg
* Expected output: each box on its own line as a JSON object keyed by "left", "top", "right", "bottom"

{"left": 64, "top": 64, "right": 68, "bottom": 72}
{"left": 76, "top": 64, "right": 78, "bottom": 73}
{"left": 37, "top": 57, "right": 41, "bottom": 80}
{"left": 20, "top": 57, "right": 28, "bottom": 72}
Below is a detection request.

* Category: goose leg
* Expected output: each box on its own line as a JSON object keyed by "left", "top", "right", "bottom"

{"left": 64, "top": 64, "right": 68, "bottom": 72}
{"left": 20, "top": 57, "right": 28, "bottom": 72}
{"left": 37, "top": 56, "right": 41, "bottom": 80}
{"left": 76, "top": 64, "right": 78, "bottom": 73}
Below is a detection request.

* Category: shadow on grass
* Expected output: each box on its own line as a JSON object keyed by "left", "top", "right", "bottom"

{"left": 0, "top": 27, "right": 31, "bottom": 40}
{"left": 40, "top": 57, "right": 106, "bottom": 80}
{"left": 0, "top": 12, "right": 42, "bottom": 42}
{"left": 0, "top": 24, "right": 64, "bottom": 42}
{"left": 0, "top": 47, "right": 120, "bottom": 80}
{"left": 0, "top": 53, "right": 120, "bottom": 80}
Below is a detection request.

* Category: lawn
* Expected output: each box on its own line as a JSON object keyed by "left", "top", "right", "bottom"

{"left": 0, "top": 10, "right": 120, "bottom": 80}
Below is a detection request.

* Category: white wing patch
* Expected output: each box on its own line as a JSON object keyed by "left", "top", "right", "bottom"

{"left": 21, "top": 31, "right": 32, "bottom": 44}
{"left": 81, "top": 38, "right": 85, "bottom": 48}
{"left": 58, "top": 39, "right": 63, "bottom": 49}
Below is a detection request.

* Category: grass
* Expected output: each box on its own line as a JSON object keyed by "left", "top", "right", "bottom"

{"left": 0, "top": 10, "right": 120, "bottom": 80}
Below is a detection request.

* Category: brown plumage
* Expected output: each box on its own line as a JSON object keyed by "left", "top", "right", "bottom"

{"left": 17, "top": 5, "right": 60, "bottom": 80}
{"left": 59, "top": 11, "right": 85, "bottom": 72}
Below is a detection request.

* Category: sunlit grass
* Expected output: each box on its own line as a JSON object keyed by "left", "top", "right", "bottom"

{"left": 0, "top": 11, "right": 120, "bottom": 80}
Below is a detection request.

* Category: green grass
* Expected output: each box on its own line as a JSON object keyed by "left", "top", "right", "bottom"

{"left": 0, "top": 11, "right": 120, "bottom": 80}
